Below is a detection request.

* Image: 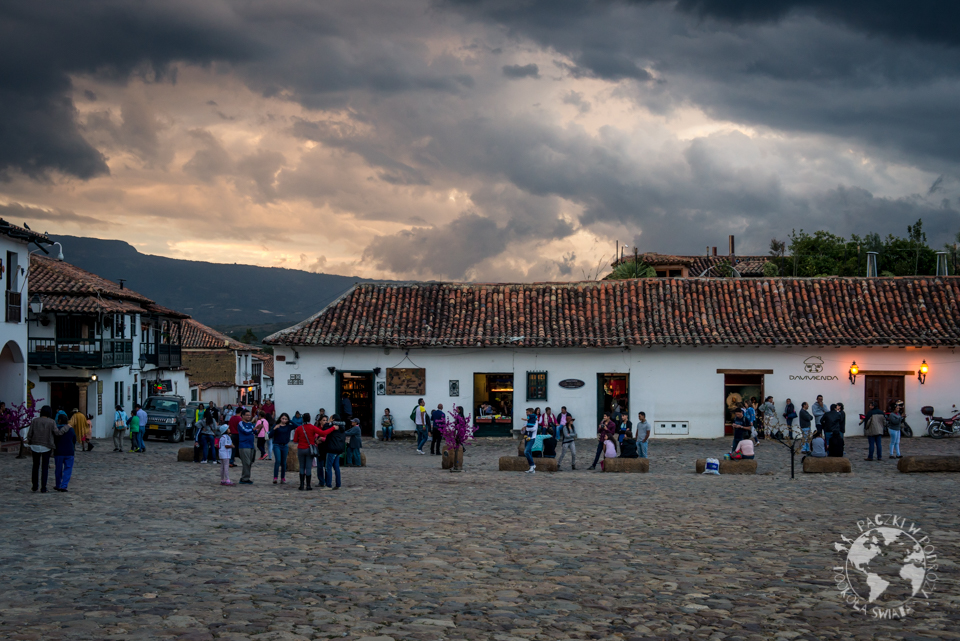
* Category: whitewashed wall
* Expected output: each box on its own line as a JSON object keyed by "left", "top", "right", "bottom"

{"left": 0, "top": 235, "right": 29, "bottom": 408}
{"left": 271, "top": 345, "right": 958, "bottom": 439}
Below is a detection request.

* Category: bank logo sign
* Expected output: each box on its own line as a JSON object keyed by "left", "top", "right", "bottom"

{"left": 833, "top": 514, "right": 938, "bottom": 619}
{"left": 790, "top": 356, "right": 838, "bottom": 380}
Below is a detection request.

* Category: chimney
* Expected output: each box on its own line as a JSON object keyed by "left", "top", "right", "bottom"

{"left": 936, "top": 251, "right": 949, "bottom": 277}
{"left": 712, "top": 247, "right": 717, "bottom": 256}
{"left": 728, "top": 235, "right": 735, "bottom": 257}
{"left": 706, "top": 246, "right": 710, "bottom": 256}
{"left": 866, "top": 252, "right": 878, "bottom": 277}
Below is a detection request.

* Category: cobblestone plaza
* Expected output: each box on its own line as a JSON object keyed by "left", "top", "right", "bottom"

{"left": 2, "top": 436, "right": 958, "bottom": 641}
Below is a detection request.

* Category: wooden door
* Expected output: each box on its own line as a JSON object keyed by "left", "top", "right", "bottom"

{"left": 864, "top": 375, "right": 904, "bottom": 413}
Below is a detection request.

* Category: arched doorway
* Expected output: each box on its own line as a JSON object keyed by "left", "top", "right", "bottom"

{"left": 0, "top": 340, "right": 26, "bottom": 407}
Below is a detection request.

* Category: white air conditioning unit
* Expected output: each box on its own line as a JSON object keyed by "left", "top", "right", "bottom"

{"left": 654, "top": 421, "right": 689, "bottom": 435}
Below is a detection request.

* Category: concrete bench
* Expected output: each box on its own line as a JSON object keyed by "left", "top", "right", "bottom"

{"left": 602, "top": 458, "right": 649, "bottom": 473}
{"left": 802, "top": 457, "right": 852, "bottom": 473}
{"left": 499, "top": 456, "right": 557, "bottom": 472}
{"left": 898, "top": 456, "right": 960, "bottom": 473}
{"left": 695, "top": 458, "right": 757, "bottom": 475}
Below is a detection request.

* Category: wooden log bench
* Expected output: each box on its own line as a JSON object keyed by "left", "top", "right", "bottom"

{"left": 803, "top": 457, "right": 852, "bottom": 473}
{"left": 898, "top": 456, "right": 960, "bottom": 473}
{"left": 602, "top": 458, "right": 649, "bottom": 473}
{"left": 695, "top": 458, "right": 757, "bottom": 475}
{"left": 499, "top": 456, "right": 557, "bottom": 472}
{"left": 176, "top": 447, "right": 194, "bottom": 462}
{"left": 442, "top": 448, "right": 464, "bottom": 470}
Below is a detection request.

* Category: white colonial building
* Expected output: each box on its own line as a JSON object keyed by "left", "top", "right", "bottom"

{"left": 266, "top": 279, "right": 960, "bottom": 439}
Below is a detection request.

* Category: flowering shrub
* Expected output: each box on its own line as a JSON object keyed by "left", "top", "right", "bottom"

{"left": 3, "top": 399, "right": 43, "bottom": 439}
{"left": 438, "top": 409, "right": 476, "bottom": 452}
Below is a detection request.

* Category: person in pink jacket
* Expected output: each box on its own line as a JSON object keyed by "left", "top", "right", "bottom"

{"left": 255, "top": 411, "right": 270, "bottom": 460}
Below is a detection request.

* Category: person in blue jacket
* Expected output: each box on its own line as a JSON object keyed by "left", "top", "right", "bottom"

{"left": 54, "top": 421, "right": 77, "bottom": 492}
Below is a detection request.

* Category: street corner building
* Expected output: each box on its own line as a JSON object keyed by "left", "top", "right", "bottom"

{"left": 24, "top": 253, "right": 190, "bottom": 439}
{"left": 264, "top": 278, "right": 960, "bottom": 440}
{"left": 180, "top": 319, "right": 267, "bottom": 406}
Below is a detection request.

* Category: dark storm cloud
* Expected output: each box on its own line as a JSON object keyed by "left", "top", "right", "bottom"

{"left": 0, "top": 201, "right": 106, "bottom": 227}
{"left": 502, "top": 63, "right": 540, "bottom": 78}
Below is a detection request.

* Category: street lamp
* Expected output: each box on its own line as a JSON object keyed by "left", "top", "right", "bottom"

{"left": 848, "top": 361, "right": 858, "bottom": 384}
{"left": 139, "top": 353, "right": 147, "bottom": 370}
{"left": 918, "top": 361, "right": 928, "bottom": 384}
{"left": 29, "top": 294, "right": 43, "bottom": 315}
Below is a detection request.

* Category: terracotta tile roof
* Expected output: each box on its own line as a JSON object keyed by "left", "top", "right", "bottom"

{"left": 0, "top": 218, "right": 53, "bottom": 246}
{"left": 29, "top": 255, "right": 189, "bottom": 317}
{"left": 264, "top": 278, "right": 960, "bottom": 348}
{"left": 197, "top": 381, "right": 235, "bottom": 390}
{"left": 689, "top": 255, "right": 772, "bottom": 276}
{"left": 254, "top": 353, "right": 275, "bottom": 378}
{"left": 181, "top": 319, "right": 256, "bottom": 351}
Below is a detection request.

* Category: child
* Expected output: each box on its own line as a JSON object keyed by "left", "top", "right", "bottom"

{"left": 218, "top": 425, "right": 234, "bottom": 486}
{"left": 600, "top": 434, "right": 618, "bottom": 471}
{"left": 523, "top": 408, "right": 537, "bottom": 473}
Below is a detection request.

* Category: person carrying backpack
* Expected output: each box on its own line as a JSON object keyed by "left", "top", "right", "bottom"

{"left": 411, "top": 399, "right": 430, "bottom": 454}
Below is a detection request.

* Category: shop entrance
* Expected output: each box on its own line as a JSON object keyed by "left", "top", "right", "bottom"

{"left": 473, "top": 373, "right": 514, "bottom": 437}
{"left": 723, "top": 373, "right": 764, "bottom": 436}
{"left": 50, "top": 381, "right": 81, "bottom": 416}
{"left": 864, "top": 375, "right": 904, "bottom": 414}
{"left": 597, "top": 373, "right": 629, "bottom": 425}
{"left": 336, "top": 372, "right": 374, "bottom": 437}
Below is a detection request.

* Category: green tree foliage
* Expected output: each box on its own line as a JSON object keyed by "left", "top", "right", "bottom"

{"left": 786, "top": 219, "right": 946, "bottom": 277}
{"left": 239, "top": 328, "right": 258, "bottom": 344}
{"left": 606, "top": 260, "right": 657, "bottom": 279}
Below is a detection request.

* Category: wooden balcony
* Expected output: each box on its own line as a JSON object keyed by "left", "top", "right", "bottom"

{"left": 140, "top": 342, "right": 182, "bottom": 368}
{"left": 29, "top": 338, "right": 134, "bottom": 368}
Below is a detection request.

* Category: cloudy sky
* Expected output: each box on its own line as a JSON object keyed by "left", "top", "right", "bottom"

{"left": 1, "top": 0, "right": 958, "bottom": 281}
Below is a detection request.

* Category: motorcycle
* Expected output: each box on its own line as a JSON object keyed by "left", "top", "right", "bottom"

{"left": 923, "top": 405, "right": 960, "bottom": 439}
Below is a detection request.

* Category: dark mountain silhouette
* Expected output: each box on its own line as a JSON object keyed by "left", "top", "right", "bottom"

{"left": 49, "top": 234, "right": 370, "bottom": 331}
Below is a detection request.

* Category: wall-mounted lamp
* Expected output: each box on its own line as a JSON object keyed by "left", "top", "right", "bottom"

{"left": 848, "top": 361, "right": 859, "bottom": 385}
{"left": 29, "top": 294, "right": 43, "bottom": 315}
{"left": 327, "top": 366, "right": 337, "bottom": 375}
{"left": 918, "top": 360, "right": 928, "bottom": 384}
{"left": 139, "top": 353, "right": 148, "bottom": 370}
{"left": 373, "top": 367, "right": 381, "bottom": 376}
{"left": 91, "top": 375, "right": 98, "bottom": 382}
{"left": 293, "top": 350, "right": 300, "bottom": 360}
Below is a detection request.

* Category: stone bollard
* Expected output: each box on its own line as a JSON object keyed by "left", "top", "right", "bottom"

{"left": 897, "top": 455, "right": 960, "bottom": 473}
{"left": 695, "top": 458, "right": 757, "bottom": 474}
{"left": 499, "top": 456, "right": 557, "bottom": 472}
{"left": 287, "top": 444, "right": 300, "bottom": 472}
{"left": 177, "top": 447, "right": 194, "bottom": 462}
{"left": 602, "top": 458, "right": 649, "bottom": 473}
{"left": 802, "top": 457, "right": 852, "bottom": 473}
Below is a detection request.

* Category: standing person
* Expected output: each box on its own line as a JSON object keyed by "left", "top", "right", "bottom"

{"left": 588, "top": 413, "right": 616, "bottom": 470}
{"left": 411, "top": 398, "right": 430, "bottom": 454}
{"left": 820, "top": 404, "right": 839, "bottom": 447}
{"left": 345, "top": 418, "right": 363, "bottom": 466}
{"left": 54, "top": 417, "right": 77, "bottom": 492}
{"left": 380, "top": 408, "right": 395, "bottom": 441}
{"left": 255, "top": 411, "right": 270, "bottom": 460}
{"left": 812, "top": 395, "right": 826, "bottom": 428}
{"left": 635, "top": 411, "right": 652, "bottom": 458}
{"left": 112, "top": 404, "right": 128, "bottom": 452}
{"left": 888, "top": 401, "right": 904, "bottom": 459}
{"left": 25, "top": 406, "right": 57, "bottom": 493}
{"left": 522, "top": 408, "right": 538, "bottom": 473}
{"left": 556, "top": 416, "right": 577, "bottom": 470}
{"left": 128, "top": 409, "right": 143, "bottom": 453}
{"left": 228, "top": 408, "right": 243, "bottom": 467}
{"left": 616, "top": 412, "right": 632, "bottom": 454}
{"left": 293, "top": 417, "right": 322, "bottom": 490}
{"left": 783, "top": 398, "right": 796, "bottom": 431}
{"left": 135, "top": 404, "right": 148, "bottom": 453}
{"left": 69, "top": 408, "right": 92, "bottom": 452}
{"left": 323, "top": 419, "right": 346, "bottom": 490}
{"left": 863, "top": 401, "right": 885, "bottom": 462}
{"left": 341, "top": 394, "right": 353, "bottom": 422}
{"left": 269, "top": 413, "right": 295, "bottom": 484}
{"left": 222, "top": 404, "right": 235, "bottom": 422}
{"left": 730, "top": 408, "right": 750, "bottom": 452}
{"left": 836, "top": 402, "right": 847, "bottom": 444}
{"left": 743, "top": 401, "right": 757, "bottom": 440}
{"left": 430, "top": 404, "right": 445, "bottom": 455}
{"left": 262, "top": 398, "right": 275, "bottom": 421}
{"left": 798, "top": 402, "right": 814, "bottom": 453}
{"left": 236, "top": 410, "right": 257, "bottom": 484}
{"left": 218, "top": 425, "right": 235, "bottom": 486}
{"left": 199, "top": 414, "right": 217, "bottom": 463}
{"left": 759, "top": 396, "right": 777, "bottom": 436}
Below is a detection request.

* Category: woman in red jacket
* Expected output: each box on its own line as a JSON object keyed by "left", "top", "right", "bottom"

{"left": 312, "top": 416, "right": 339, "bottom": 488}
{"left": 293, "top": 417, "right": 321, "bottom": 491}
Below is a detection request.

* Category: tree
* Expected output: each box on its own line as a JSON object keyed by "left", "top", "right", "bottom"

{"left": 605, "top": 260, "right": 656, "bottom": 280}
{"left": 239, "top": 328, "right": 258, "bottom": 344}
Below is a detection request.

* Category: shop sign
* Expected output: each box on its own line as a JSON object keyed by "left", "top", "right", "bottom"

{"left": 287, "top": 374, "right": 304, "bottom": 386}
{"left": 790, "top": 356, "right": 838, "bottom": 381}
{"left": 558, "top": 379, "right": 585, "bottom": 389}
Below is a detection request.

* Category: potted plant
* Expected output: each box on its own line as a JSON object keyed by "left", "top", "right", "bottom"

{"left": 438, "top": 410, "right": 476, "bottom": 472}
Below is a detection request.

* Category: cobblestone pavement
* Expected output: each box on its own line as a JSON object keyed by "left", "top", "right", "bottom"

{"left": 1, "top": 433, "right": 958, "bottom": 641}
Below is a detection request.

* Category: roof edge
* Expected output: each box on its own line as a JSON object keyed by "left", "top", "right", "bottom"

{"left": 263, "top": 284, "right": 359, "bottom": 345}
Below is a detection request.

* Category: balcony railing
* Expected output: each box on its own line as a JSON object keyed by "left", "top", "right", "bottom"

{"left": 140, "top": 342, "right": 181, "bottom": 368}
{"left": 5, "top": 290, "right": 21, "bottom": 323}
{"left": 28, "top": 337, "right": 133, "bottom": 368}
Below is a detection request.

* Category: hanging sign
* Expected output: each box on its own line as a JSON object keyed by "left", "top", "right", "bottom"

{"left": 559, "top": 379, "right": 585, "bottom": 389}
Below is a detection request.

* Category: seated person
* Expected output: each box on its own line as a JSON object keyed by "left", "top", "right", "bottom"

{"left": 619, "top": 437, "right": 639, "bottom": 458}
{"left": 541, "top": 434, "right": 558, "bottom": 458}
{"left": 809, "top": 430, "right": 827, "bottom": 458}
{"left": 733, "top": 437, "right": 755, "bottom": 459}
{"left": 599, "top": 435, "right": 618, "bottom": 471}
{"left": 827, "top": 431, "right": 844, "bottom": 457}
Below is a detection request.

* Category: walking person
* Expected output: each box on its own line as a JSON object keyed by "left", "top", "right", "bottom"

{"left": 412, "top": 398, "right": 430, "bottom": 454}
{"left": 128, "top": 409, "right": 143, "bottom": 453}
{"left": 25, "top": 406, "right": 57, "bottom": 493}
{"left": 323, "top": 419, "right": 346, "bottom": 489}
{"left": 430, "top": 404, "right": 445, "bottom": 455}
{"left": 112, "top": 404, "right": 128, "bottom": 452}
{"left": 54, "top": 418, "right": 77, "bottom": 492}
{"left": 345, "top": 418, "right": 363, "bottom": 466}
{"left": 237, "top": 410, "right": 257, "bottom": 484}
{"left": 798, "top": 402, "right": 814, "bottom": 453}
{"left": 556, "top": 416, "right": 577, "bottom": 470}
{"left": 888, "top": 401, "right": 904, "bottom": 459}
{"left": 69, "top": 408, "right": 92, "bottom": 452}
{"left": 863, "top": 401, "right": 885, "bottom": 461}
{"left": 588, "top": 413, "right": 617, "bottom": 470}
{"left": 380, "top": 408, "right": 395, "bottom": 441}
{"left": 269, "top": 413, "right": 295, "bottom": 484}
{"left": 218, "top": 425, "right": 235, "bottom": 486}
{"left": 635, "top": 411, "right": 651, "bottom": 458}
{"left": 256, "top": 411, "right": 270, "bottom": 460}
{"left": 135, "top": 403, "right": 148, "bottom": 452}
